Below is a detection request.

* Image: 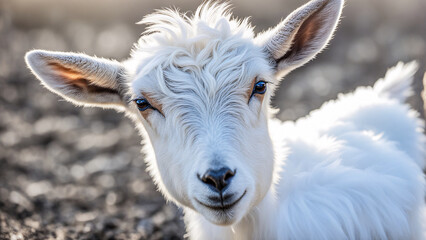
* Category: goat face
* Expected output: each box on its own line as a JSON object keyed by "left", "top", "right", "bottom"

{"left": 128, "top": 38, "right": 276, "bottom": 224}
{"left": 25, "top": 0, "right": 343, "bottom": 227}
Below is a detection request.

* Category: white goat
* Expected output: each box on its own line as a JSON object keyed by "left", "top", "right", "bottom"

{"left": 25, "top": 0, "right": 426, "bottom": 239}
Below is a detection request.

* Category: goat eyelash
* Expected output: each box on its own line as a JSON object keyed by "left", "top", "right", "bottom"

{"left": 129, "top": 98, "right": 142, "bottom": 103}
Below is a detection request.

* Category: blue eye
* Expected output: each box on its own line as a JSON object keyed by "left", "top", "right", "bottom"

{"left": 134, "top": 99, "right": 151, "bottom": 111}
{"left": 253, "top": 81, "right": 267, "bottom": 94}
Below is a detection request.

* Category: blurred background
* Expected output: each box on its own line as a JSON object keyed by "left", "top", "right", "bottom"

{"left": 0, "top": 0, "right": 425, "bottom": 239}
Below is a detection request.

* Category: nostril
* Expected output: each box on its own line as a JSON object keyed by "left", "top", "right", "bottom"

{"left": 202, "top": 175, "right": 218, "bottom": 189}
{"left": 223, "top": 169, "right": 236, "bottom": 182}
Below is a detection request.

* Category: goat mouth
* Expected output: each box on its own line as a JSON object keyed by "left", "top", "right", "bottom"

{"left": 196, "top": 190, "right": 247, "bottom": 212}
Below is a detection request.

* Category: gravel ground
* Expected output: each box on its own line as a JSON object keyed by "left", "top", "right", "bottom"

{"left": 0, "top": 0, "right": 425, "bottom": 239}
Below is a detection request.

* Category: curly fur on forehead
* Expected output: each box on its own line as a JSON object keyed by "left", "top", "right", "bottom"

{"left": 129, "top": 2, "right": 272, "bottom": 97}
{"left": 128, "top": 2, "right": 275, "bottom": 146}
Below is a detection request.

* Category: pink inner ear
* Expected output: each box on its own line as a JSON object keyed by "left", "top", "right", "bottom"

{"left": 48, "top": 62, "right": 83, "bottom": 80}
{"left": 48, "top": 62, "right": 88, "bottom": 89}
{"left": 47, "top": 62, "right": 118, "bottom": 94}
{"left": 282, "top": 3, "right": 327, "bottom": 61}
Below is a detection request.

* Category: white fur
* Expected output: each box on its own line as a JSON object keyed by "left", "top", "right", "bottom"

{"left": 25, "top": 0, "right": 425, "bottom": 239}
{"left": 272, "top": 62, "right": 425, "bottom": 239}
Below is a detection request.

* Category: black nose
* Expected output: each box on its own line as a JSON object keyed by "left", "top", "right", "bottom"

{"left": 199, "top": 168, "right": 236, "bottom": 192}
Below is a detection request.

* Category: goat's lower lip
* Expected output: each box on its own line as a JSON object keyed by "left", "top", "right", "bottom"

{"left": 196, "top": 190, "right": 247, "bottom": 211}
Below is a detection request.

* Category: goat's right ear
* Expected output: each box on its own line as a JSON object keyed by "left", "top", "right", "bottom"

{"left": 256, "top": 0, "right": 343, "bottom": 78}
{"left": 25, "top": 50, "right": 128, "bottom": 110}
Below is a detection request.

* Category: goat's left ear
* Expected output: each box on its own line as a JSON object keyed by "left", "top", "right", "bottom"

{"left": 257, "top": 0, "right": 343, "bottom": 78}
{"left": 25, "top": 50, "right": 128, "bottom": 110}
